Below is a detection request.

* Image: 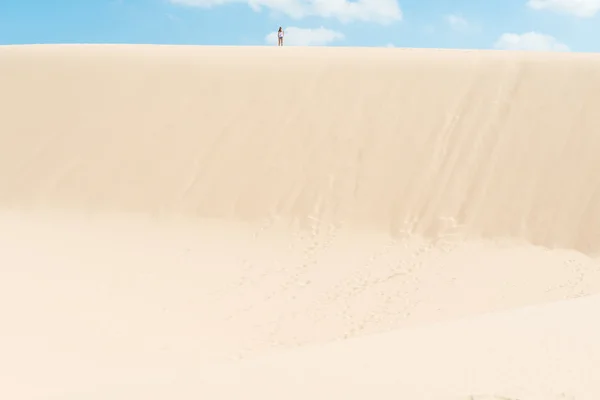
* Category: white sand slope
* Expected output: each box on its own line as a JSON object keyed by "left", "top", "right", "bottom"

{"left": 198, "top": 293, "right": 600, "bottom": 400}
{"left": 1, "top": 45, "right": 600, "bottom": 252}
{"left": 1, "top": 44, "right": 600, "bottom": 399}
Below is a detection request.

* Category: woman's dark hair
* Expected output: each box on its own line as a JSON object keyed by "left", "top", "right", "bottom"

{"left": 278, "top": 27, "right": 282, "bottom": 31}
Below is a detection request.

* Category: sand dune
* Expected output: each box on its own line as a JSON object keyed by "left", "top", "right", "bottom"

{"left": 198, "top": 293, "right": 600, "bottom": 400}
{"left": 1, "top": 44, "right": 600, "bottom": 399}
{"left": 1, "top": 45, "right": 600, "bottom": 252}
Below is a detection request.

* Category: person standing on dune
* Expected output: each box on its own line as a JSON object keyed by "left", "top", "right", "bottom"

{"left": 277, "top": 27, "right": 284, "bottom": 46}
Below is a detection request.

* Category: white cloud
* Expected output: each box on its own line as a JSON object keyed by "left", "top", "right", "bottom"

{"left": 494, "top": 32, "right": 570, "bottom": 51}
{"left": 169, "top": 0, "right": 402, "bottom": 24}
{"left": 527, "top": 0, "right": 600, "bottom": 17}
{"left": 265, "top": 26, "right": 344, "bottom": 46}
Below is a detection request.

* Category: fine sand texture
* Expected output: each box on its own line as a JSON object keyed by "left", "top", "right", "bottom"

{"left": 1, "top": 44, "right": 600, "bottom": 399}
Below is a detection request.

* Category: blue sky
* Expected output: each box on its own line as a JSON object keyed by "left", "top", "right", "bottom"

{"left": 1, "top": 0, "right": 599, "bottom": 52}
